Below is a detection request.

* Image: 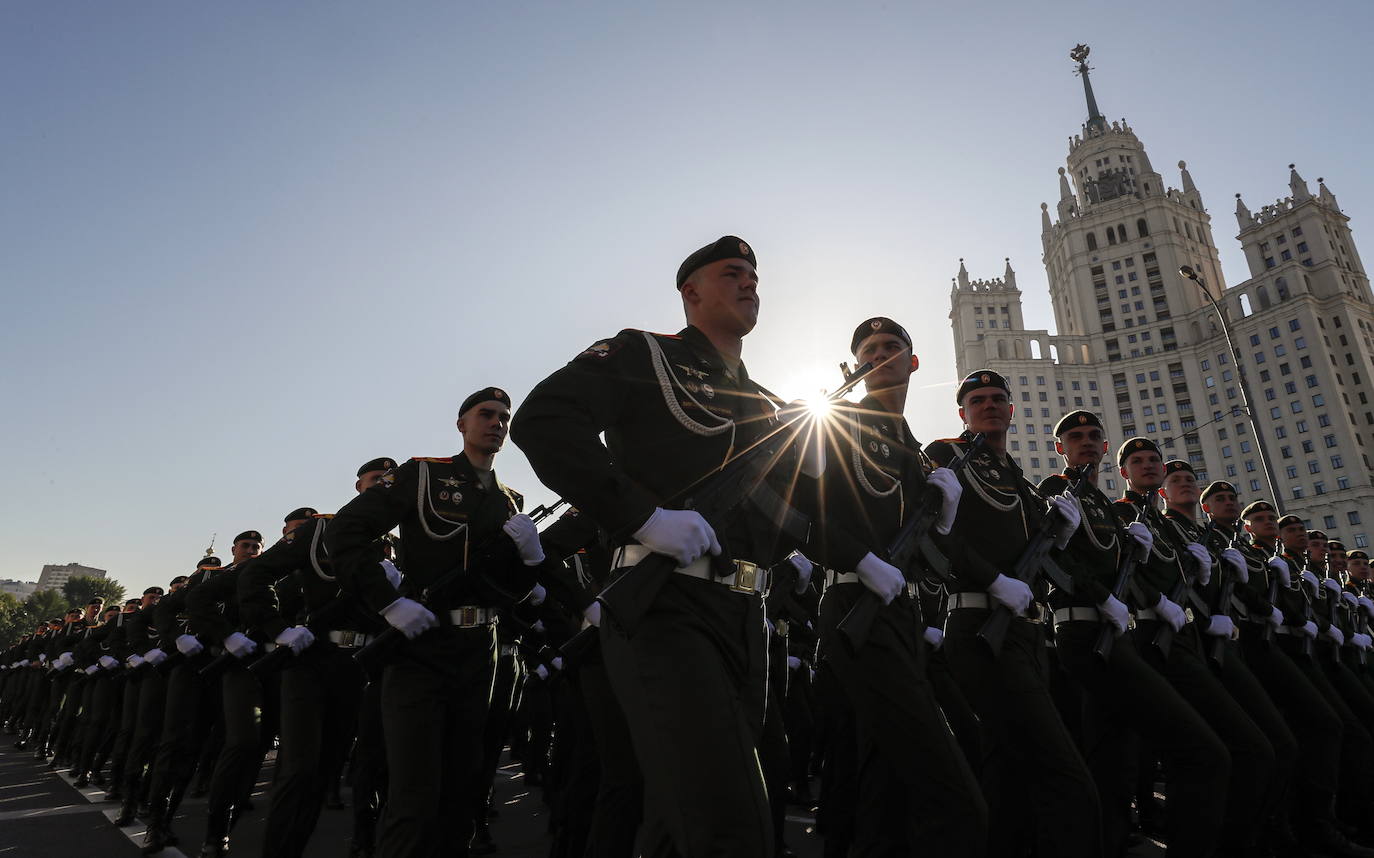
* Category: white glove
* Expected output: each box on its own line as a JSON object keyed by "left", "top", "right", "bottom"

{"left": 223, "top": 632, "right": 258, "bottom": 660}
{"left": 1186, "top": 543, "right": 1212, "bottom": 586}
{"left": 1267, "top": 607, "right": 1284, "bottom": 630}
{"left": 85, "top": 664, "right": 100, "bottom": 675}
{"left": 532, "top": 620, "right": 546, "bottom": 634}
{"left": 37, "top": 653, "right": 47, "bottom": 664}
{"left": 583, "top": 601, "right": 602, "bottom": 628}
{"left": 380, "top": 558, "right": 403, "bottom": 589}
{"left": 380, "top": 597, "right": 438, "bottom": 640}
{"left": 1268, "top": 557, "right": 1291, "bottom": 586}
{"left": 632, "top": 508, "right": 721, "bottom": 567}
{"left": 1341, "top": 591, "right": 1358, "bottom": 608}
{"left": 923, "top": 627, "right": 945, "bottom": 651}
{"left": 273, "top": 625, "right": 315, "bottom": 655}
{"left": 989, "top": 573, "right": 1034, "bottom": 615}
{"left": 551, "top": 656, "right": 564, "bottom": 671}
{"left": 1126, "top": 522, "right": 1154, "bottom": 557}
{"left": 1322, "top": 625, "right": 1345, "bottom": 646}
{"left": 1321, "top": 578, "right": 1342, "bottom": 597}
{"left": 126, "top": 654, "right": 145, "bottom": 669}
{"left": 788, "top": 552, "right": 814, "bottom": 594}
{"left": 856, "top": 552, "right": 904, "bottom": 604}
{"left": 503, "top": 514, "right": 546, "bottom": 566}
{"left": 175, "top": 634, "right": 204, "bottom": 657}
{"left": 1301, "top": 570, "right": 1320, "bottom": 591}
{"left": 98, "top": 655, "right": 119, "bottom": 671}
{"left": 1360, "top": 596, "right": 1374, "bottom": 619}
{"left": 1204, "top": 615, "right": 1235, "bottom": 638}
{"left": 1097, "top": 594, "right": 1130, "bottom": 635}
{"left": 1221, "top": 548, "right": 1248, "bottom": 583}
{"left": 786, "top": 655, "right": 802, "bottom": 670}
{"left": 1155, "top": 595, "right": 1186, "bottom": 633}
{"left": 1301, "top": 620, "right": 1319, "bottom": 639}
{"left": 58, "top": 650, "right": 74, "bottom": 666}
{"left": 534, "top": 664, "right": 549, "bottom": 680}
{"left": 927, "top": 468, "right": 963, "bottom": 536}
{"left": 143, "top": 648, "right": 167, "bottom": 665}
{"left": 1052, "top": 495, "right": 1083, "bottom": 549}
{"left": 526, "top": 583, "right": 547, "bottom": 607}
{"left": 1353, "top": 633, "right": 1371, "bottom": 651}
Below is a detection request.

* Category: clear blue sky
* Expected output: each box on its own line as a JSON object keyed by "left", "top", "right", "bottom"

{"left": 4, "top": 1, "right": 1372, "bottom": 597}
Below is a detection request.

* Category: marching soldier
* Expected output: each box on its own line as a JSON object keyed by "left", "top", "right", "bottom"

{"left": 926, "top": 370, "right": 1100, "bottom": 857}
{"left": 328, "top": 388, "right": 548, "bottom": 858}
{"left": 105, "top": 586, "right": 163, "bottom": 809}
{"left": 512, "top": 236, "right": 811, "bottom": 857}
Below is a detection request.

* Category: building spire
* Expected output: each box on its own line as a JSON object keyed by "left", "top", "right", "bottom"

{"left": 1178, "top": 160, "right": 1196, "bottom": 194}
{"left": 1070, "top": 44, "right": 1106, "bottom": 133}
{"left": 957, "top": 258, "right": 970, "bottom": 289}
{"left": 1041, "top": 202, "right": 1053, "bottom": 233}
{"left": 1004, "top": 257, "right": 1017, "bottom": 289}
{"left": 1235, "top": 193, "right": 1255, "bottom": 231}
{"left": 1288, "top": 163, "right": 1311, "bottom": 201}
{"left": 1318, "top": 177, "right": 1340, "bottom": 211}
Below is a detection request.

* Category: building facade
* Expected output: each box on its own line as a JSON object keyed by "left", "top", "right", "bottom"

{"left": 0, "top": 580, "right": 37, "bottom": 600}
{"left": 36, "top": 562, "right": 107, "bottom": 593}
{"left": 949, "top": 47, "right": 1374, "bottom": 547}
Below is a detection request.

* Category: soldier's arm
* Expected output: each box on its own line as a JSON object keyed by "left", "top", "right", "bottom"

{"left": 185, "top": 570, "right": 241, "bottom": 644}
{"left": 1110, "top": 502, "right": 1164, "bottom": 608}
{"left": 925, "top": 440, "right": 1006, "bottom": 589}
{"left": 531, "top": 510, "right": 603, "bottom": 612}
{"left": 326, "top": 461, "right": 416, "bottom": 614}
{"left": 238, "top": 529, "right": 310, "bottom": 642}
{"left": 510, "top": 331, "right": 660, "bottom": 542}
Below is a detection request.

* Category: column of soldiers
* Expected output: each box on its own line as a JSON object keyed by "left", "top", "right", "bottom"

{"left": 3, "top": 234, "right": 1374, "bottom": 858}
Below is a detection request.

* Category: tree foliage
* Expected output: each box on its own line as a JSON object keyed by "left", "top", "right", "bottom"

{"left": 62, "top": 575, "right": 126, "bottom": 609}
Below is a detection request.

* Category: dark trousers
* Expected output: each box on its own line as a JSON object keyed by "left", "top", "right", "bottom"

{"left": 204, "top": 664, "right": 265, "bottom": 841}
{"left": 1318, "top": 646, "right": 1374, "bottom": 823}
{"left": 123, "top": 670, "right": 168, "bottom": 800}
{"left": 944, "top": 607, "right": 1101, "bottom": 858}
{"left": 263, "top": 644, "right": 365, "bottom": 858}
{"left": 377, "top": 625, "right": 495, "bottom": 858}
{"left": 107, "top": 676, "right": 141, "bottom": 788}
{"left": 813, "top": 660, "right": 856, "bottom": 858}
{"left": 477, "top": 649, "right": 520, "bottom": 817}
{"left": 350, "top": 676, "right": 387, "bottom": 851}
{"left": 1056, "top": 620, "right": 1228, "bottom": 858}
{"left": 581, "top": 654, "right": 642, "bottom": 858}
{"left": 1136, "top": 621, "right": 1274, "bottom": 849}
{"left": 547, "top": 667, "right": 598, "bottom": 858}
{"left": 148, "top": 657, "right": 219, "bottom": 817}
{"left": 76, "top": 673, "right": 119, "bottom": 775}
{"left": 781, "top": 655, "right": 815, "bottom": 798}
{"left": 600, "top": 575, "right": 771, "bottom": 858}
{"left": 822, "top": 586, "right": 987, "bottom": 858}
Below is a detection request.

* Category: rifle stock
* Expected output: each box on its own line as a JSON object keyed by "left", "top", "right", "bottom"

{"left": 1152, "top": 519, "right": 1217, "bottom": 660}
{"left": 1094, "top": 504, "right": 1149, "bottom": 663}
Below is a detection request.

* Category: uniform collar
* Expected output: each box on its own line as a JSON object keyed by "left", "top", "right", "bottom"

{"left": 450, "top": 450, "right": 500, "bottom": 493}
{"left": 679, "top": 325, "right": 750, "bottom": 385}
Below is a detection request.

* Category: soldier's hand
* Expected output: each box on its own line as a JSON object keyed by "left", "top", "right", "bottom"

{"left": 534, "top": 664, "right": 550, "bottom": 681}
{"left": 1203, "top": 615, "right": 1235, "bottom": 638}
{"left": 1154, "top": 595, "right": 1186, "bottom": 633}
{"left": 786, "top": 655, "right": 803, "bottom": 670}
{"left": 524, "top": 583, "right": 547, "bottom": 607}
{"left": 1267, "top": 557, "right": 1291, "bottom": 587}
{"left": 1221, "top": 548, "right": 1248, "bottom": 583}
{"left": 503, "top": 514, "right": 546, "bottom": 566}
{"left": 175, "top": 634, "right": 204, "bottom": 657}
{"left": 1321, "top": 577, "right": 1342, "bottom": 597}
{"left": 1185, "top": 543, "right": 1212, "bottom": 586}
{"left": 1360, "top": 596, "right": 1374, "bottom": 619}
{"left": 927, "top": 468, "right": 963, "bottom": 535}
{"left": 379, "top": 558, "right": 403, "bottom": 589}
{"left": 98, "top": 655, "right": 119, "bottom": 671}
{"left": 126, "top": 654, "right": 145, "bottom": 670}
{"left": 1266, "top": 607, "right": 1284, "bottom": 630}
{"left": 1301, "top": 620, "right": 1319, "bottom": 639}
{"left": 856, "top": 553, "right": 904, "bottom": 604}
{"left": 273, "top": 626, "right": 315, "bottom": 655}
{"left": 223, "top": 632, "right": 257, "bottom": 660}
{"left": 1126, "top": 522, "right": 1154, "bottom": 558}
{"left": 1051, "top": 495, "right": 1082, "bottom": 549}
{"left": 633, "top": 508, "right": 721, "bottom": 567}
{"left": 143, "top": 648, "right": 168, "bottom": 665}
{"left": 551, "top": 656, "right": 564, "bottom": 671}
{"left": 787, "top": 552, "right": 814, "bottom": 594}
{"left": 988, "top": 573, "right": 1034, "bottom": 615}
{"left": 1322, "top": 625, "right": 1345, "bottom": 646}
{"left": 380, "top": 597, "right": 438, "bottom": 640}
{"left": 1300, "top": 570, "right": 1320, "bottom": 591}
{"left": 583, "top": 601, "right": 602, "bottom": 628}
{"left": 1354, "top": 633, "right": 1372, "bottom": 651}
{"left": 84, "top": 664, "right": 100, "bottom": 675}
{"left": 1097, "top": 594, "right": 1130, "bottom": 635}
{"left": 1341, "top": 591, "right": 1358, "bottom": 608}
{"left": 923, "top": 627, "right": 945, "bottom": 651}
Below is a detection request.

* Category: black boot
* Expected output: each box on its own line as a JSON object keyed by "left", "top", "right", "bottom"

{"left": 113, "top": 798, "right": 139, "bottom": 827}
{"left": 141, "top": 802, "right": 172, "bottom": 855}
{"left": 470, "top": 816, "right": 497, "bottom": 856}
{"left": 197, "top": 836, "right": 229, "bottom": 858}
{"left": 74, "top": 772, "right": 90, "bottom": 788}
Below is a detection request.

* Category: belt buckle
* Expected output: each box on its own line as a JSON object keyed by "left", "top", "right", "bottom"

{"left": 905, "top": 582, "right": 918, "bottom": 599}
{"left": 338, "top": 630, "right": 357, "bottom": 648}
{"left": 457, "top": 607, "right": 480, "bottom": 627}
{"left": 1184, "top": 608, "right": 1195, "bottom": 624}
{"left": 1025, "top": 602, "right": 1043, "bottom": 621}
{"left": 729, "top": 560, "right": 763, "bottom": 594}
{"left": 775, "top": 618, "right": 790, "bottom": 638}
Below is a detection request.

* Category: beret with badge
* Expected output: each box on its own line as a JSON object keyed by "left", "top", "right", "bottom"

{"left": 283, "top": 507, "right": 318, "bottom": 524}
{"left": 1329, "top": 540, "right": 1347, "bottom": 553}
{"left": 234, "top": 531, "right": 263, "bottom": 544}
{"left": 850, "top": 316, "right": 912, "bottom": 356}
{"left": 1200, "top": 480, "right": 1237, "bottom": 503}
{"left": 460, "top": 387, "right": 511, "bottom": 417}
{"left": 1053, "top": 410, "right": 1103, "bottom": 437}
{"left": 1163, "top": 459, "right": 1195, "bottom": 477}
{"left": 676, "top": 236, "right": 757, "bottom": 289}
{"left": 1276, "top": 514, "right": 1305, "bottom": 530}
{"left": 1240, "top": 500, "right": 1275, "bottom": 519}
{"left": 1307, "top": 530, "right": 1328, "bottom": 541}
{"left": 956, "top": 369, "right": 1011, "bottom": 404}
{"left": 1116, "top": 437, "right": 1161, "bottom": 467}
{"left": 357, "top": 457, "right": 397, "bottom": 478}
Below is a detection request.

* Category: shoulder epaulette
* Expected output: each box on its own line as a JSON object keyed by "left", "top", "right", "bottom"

{"left": 311, "top": 513, "right": 336, "bottom": 520}
{"left": 932, "top": 437, "right": 964, "bottom": 445}
{"left": 410, "top": 456, "right": 452, "bottom": 464}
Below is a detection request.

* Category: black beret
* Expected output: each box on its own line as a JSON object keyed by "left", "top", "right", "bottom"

{"left": 1052, "top": 410, "right": 1103, "bottom": 437}
{"left": 87, "top": 598, "right": 104, "bottom": 606}
{"left": 676, "top": 236, "right": 757, "bottom": 289}
{"left": 850, "top": 317, "right": 912, "bottom": 356}
{"left": 1163, "top": 460, "right": 1195, "bottom": 477}
{"left": 234, "top": 531, "right": 263, "bottom": 544}
{"left": 357, "top": 457, "right": 397, "bottom": 477}
{"left": 283, "top": 507, "right": 318, "bottom": 523}
{"left": 956, "top": 369, "right": 1011, "bottom": 404}
{"left": 124, "top": 598, "right": 140, "bottom": 606}
{"left": 459, "top": 386, "right": 512, "bottom": 417}
{"left": 1276, "top": 514, "right": 1305, "bottom": 529}
{"left": 142, "top": 586, "right": 164, "bottom": 596}
{"left": 1328, "top": 540, "right": 1347, "bottom": 552}
{"left": 1200, "top": 481, "right": 1237, "bottom": 502}
{"left": 170, "top": 575, "right": 189, "bottom": 586}
{"left": 1240, "top": 500, "right": 1275, "bottom": 519}
{"left": 1307, "top": 530, "right": 1328, "bottom": 541}
{"left": 1349, "top": 550, "right": 1368, "bottom": 561}
{"left": 194, "top": 553, "right": 220, "bottom": 568}
{"left": 1116, "top": 437, "right": 1162, "bottom": 467}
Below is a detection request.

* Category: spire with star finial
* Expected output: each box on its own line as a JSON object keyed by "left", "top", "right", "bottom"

{"left": 1070, "top": 44, "right": 1107, "bottom": 134}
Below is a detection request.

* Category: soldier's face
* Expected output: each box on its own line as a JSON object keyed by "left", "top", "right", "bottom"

{"left": 283, "top": 518, "right": 309, "bottom": 536}
{"left": 1201, "top": 492, "right": 1240, "bottom": 521}
{"left": 1350, "top": 559, "right": 1370, "bottom": 581}
{"left": 357, "top": 469, "right": 387, "bottom": 492}
{"left": 855, "top": 333, "right": 913, "bottom": 390}
{"left": 1056, "top": 426, "right": 1106, "bottom": 467}
{"left": 1244, "top": 510, "right": 1278, "bottom": 539}
{"left": 1280, "top": 523, "right": 1308, "bottom": 551}
{"left": 1120, "top": 451, "right": 1163, "bottom": 490}
{"left": 1309, "top": 538, "right": 1328, "bottom": 561}
{"left": 1160, "top": 470, "right": 1199, "bottom": 505}
{"left": 141, "top": 593, "right": 161, "bottom": 608}
{"left": 458, "top": 402, "right": 511, "bottom": 455}
{"left": 232, "top": 539, "right": 262, "bottom": 563}
{"left": 1331, "top": 552, "right": 1348, "bottom": 573}
{"left": 958, "top": 388, "right": 1012, "bottom": 435}
{"left": 681, "top": 259, "right": 759, "bottom": 337}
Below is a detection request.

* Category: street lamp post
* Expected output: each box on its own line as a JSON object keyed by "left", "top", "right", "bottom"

{"left": 1179, "top": 266, "right": 1282, "bottom": 505}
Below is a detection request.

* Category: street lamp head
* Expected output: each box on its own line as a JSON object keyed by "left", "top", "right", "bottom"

{"left": 1179, "top": 265, "right": 1199, "bottom": 281}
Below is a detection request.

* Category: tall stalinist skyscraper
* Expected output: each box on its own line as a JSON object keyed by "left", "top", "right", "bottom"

{"left": 950, "top": 46, "right": 1374, "bottom": 547}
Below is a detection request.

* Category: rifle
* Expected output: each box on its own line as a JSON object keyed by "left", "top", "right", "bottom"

{"left": 1151, "top": 515, "right": 1217, "bottom": 660}
{"left": 1094, "top": 501, "right": 1149, "bottom": 663}
{"left": 835, "top": 433, "right": 987, "bottom": 653}
{"left": 353, "top": 498, "right": 569, "bottom": 669}
{"left": 1296, "top": 554, "right": 1316, "bottom": 659}
{"left": 597, "top": 362, "right": 877, "bottom": 637}
{"left": 978, "top": 465, "right": 1091, "bottom": 656}
{"left": 1208, "top": 527, "right": 1241, "bottom": 667}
